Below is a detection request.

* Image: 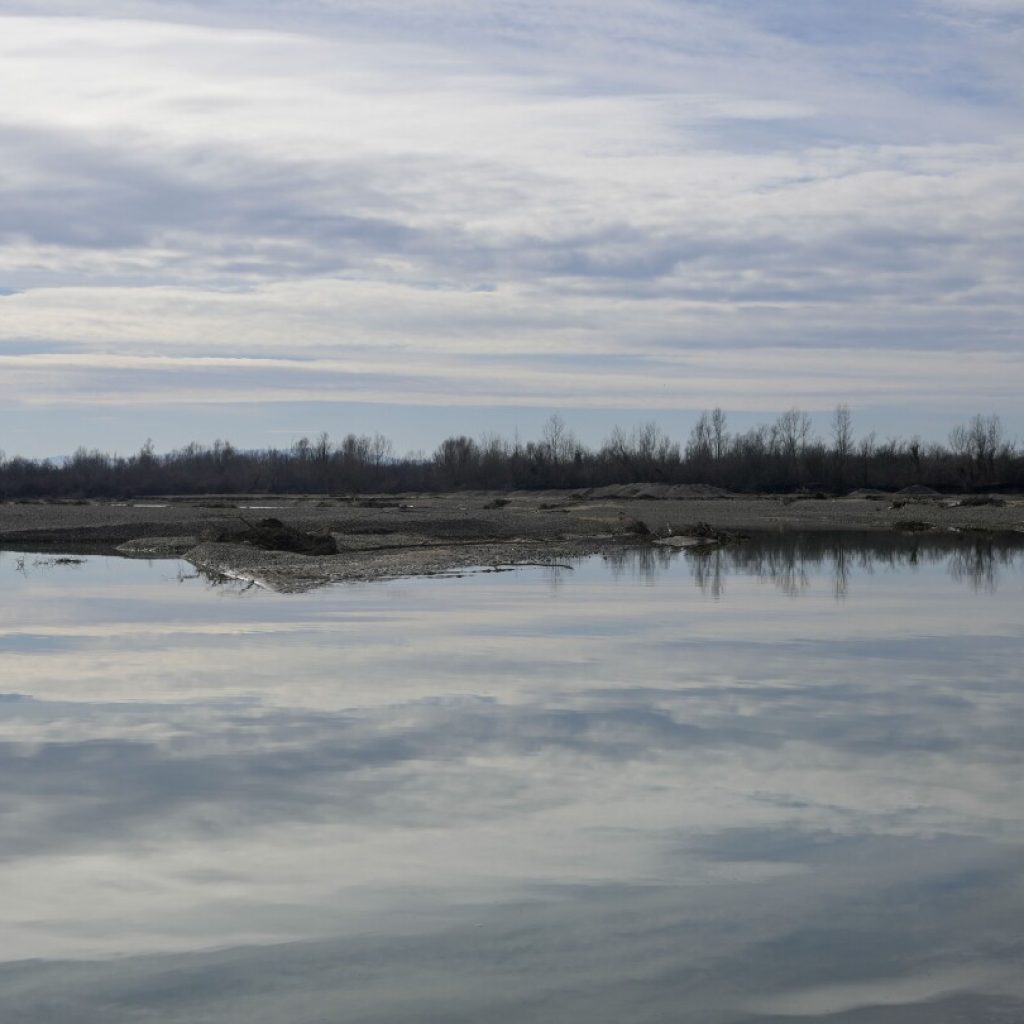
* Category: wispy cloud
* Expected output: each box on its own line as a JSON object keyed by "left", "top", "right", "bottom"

{"left": 0, "top": 2, "right": 1021, "bottom": 447}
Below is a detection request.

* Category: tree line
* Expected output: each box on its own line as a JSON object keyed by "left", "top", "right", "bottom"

{"left": 0, "top": 408, "right": 1019, "bottom": 499}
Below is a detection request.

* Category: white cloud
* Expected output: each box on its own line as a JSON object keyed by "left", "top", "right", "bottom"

{"left": 0, "top": 2, "right": 1021, "bottom": 437}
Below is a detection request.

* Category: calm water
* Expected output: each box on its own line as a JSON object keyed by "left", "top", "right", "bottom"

{"left": 1, "top": 535, "right": 1022, "bottom": 1023}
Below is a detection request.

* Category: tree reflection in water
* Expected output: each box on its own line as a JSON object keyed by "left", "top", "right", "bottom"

{"left": 185, "top": 533, "right": 1022, "bottom": 599}
{"left": 673, "top": 532, "right": 1022, "bottom": 599}
{"left": 601, "top": 545, "right": 678, "bottom": 584}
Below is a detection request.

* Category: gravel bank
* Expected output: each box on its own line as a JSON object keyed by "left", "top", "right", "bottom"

{"left": 3, "top": 489, "right": 1022, "bottom": 591}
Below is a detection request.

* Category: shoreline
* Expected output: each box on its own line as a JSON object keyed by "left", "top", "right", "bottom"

{"left": 3, "top": 489, "right": 1022, "bottom": 591}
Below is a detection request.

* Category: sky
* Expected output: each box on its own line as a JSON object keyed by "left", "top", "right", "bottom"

{"left": 0, "top": 0, "right": 1022, "bottom": 458}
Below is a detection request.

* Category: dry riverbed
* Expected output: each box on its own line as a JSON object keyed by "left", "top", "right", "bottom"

{"left": 2, "top": 485, "right": 1023, "bottom": 591}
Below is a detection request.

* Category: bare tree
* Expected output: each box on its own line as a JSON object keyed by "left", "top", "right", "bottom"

{"left": 710, "top": 408, "right": 728, "bottom": 461}
{"left": 969, "top": 414, "right": 1002, "bottom": 471}
{"left": 831, "top": 405, "right": 853, "bottom": 458}
{"left": 951, "top": 414, "right": 1004, "bottom": 486}
{"left": 831, "top": 404, "right": 853, "bottom": 490}
{"left": 369, "top": 433, "right": 392, "bottom": 468}
{"left": 686, "top": 411, "right": 713, "bottom": 463}
{"left": 775, "top": 408, "right": 812, "bottom": 460}
{"left": 540, "top": 414, "right": 576, "bottom": 465}
{"left": 312, "top": 432, "right": 332, "bottom": 463}
{"left": 434, "top": 436, "right": 478, "bottom": 487}
{"left": 603, "top": 425, "right": 629, "bottom": 462}
{"left": 3, "top": 410, "right": 1022, "bottom": 498}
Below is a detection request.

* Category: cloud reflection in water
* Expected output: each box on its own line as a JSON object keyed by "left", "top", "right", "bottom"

{"left": 0, "top": 536, "right": 1022, "bottom": 1022}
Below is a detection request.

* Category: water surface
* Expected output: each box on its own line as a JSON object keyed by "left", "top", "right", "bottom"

{"left": 1, "top": 535, "right": 1022, "bottom": 1022}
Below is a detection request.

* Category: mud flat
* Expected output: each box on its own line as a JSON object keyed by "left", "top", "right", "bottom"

{"left": 2, "top": 487, "right": 1022, "bottom": 591}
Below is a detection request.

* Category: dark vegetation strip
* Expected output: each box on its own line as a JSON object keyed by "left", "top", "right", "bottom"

{"left": 1, "top": 408, "right": 1019, "bottom": 499}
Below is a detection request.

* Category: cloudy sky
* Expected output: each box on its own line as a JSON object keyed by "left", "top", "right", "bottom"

{"left": 1, "top": 0, "right": 1022, "bottom": 457}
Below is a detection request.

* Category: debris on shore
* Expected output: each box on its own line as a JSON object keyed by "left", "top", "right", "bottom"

{"left": 200, "top": 516, "right": 338, "bottom": 555}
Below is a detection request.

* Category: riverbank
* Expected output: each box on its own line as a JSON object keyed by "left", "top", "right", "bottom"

{"left": 2, "top": 487, "right": 1022, "bottom": 590}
